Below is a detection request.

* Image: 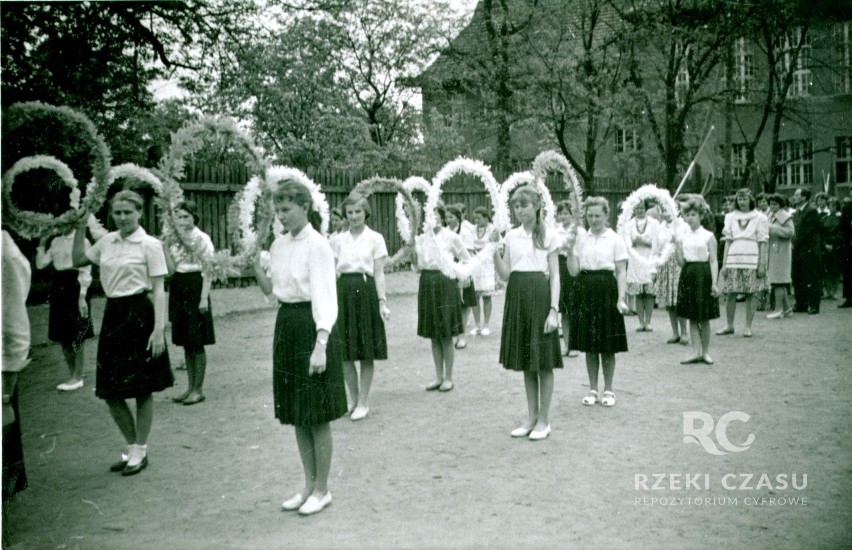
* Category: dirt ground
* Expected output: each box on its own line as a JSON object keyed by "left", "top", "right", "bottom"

{"left": 3, "top": 272, "right": 851, "bottom": 549}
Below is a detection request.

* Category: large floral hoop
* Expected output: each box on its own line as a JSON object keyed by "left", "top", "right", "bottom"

{"left": 2, "top": 155, "right": 81, "bottom": 239}
{"left": 158, "top": 116, "right": 267, "bottom": 183}
{"left": 351, "top": 176, "right": 420, "bottom": 247}
{"left": 394, "top": 176, "right": 430, "bottom": 245}
{"left": 531, "top": 150, "right": 584, "bottom": 224}
{"left": 616, "top": 183, "right": 680, "bottom": 270}
{"left": 423, "top": 157, "right": 506, "bottom": 279}
{"left": 499, "top": 170, "right": 557, "bottom": 229}
{"left": 85, "top": 163, "right": 168, "bottom": 241}
{"left": 2, "top": 102, "right": 111, "bottom": 218}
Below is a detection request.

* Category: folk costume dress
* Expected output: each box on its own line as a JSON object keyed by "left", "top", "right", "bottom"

{"left": 331, "top": 226, "right": 389, "bottom": 362}
{"left": 718, "top": 210, "right": 770, "bottom": 294}
{"left": 415, "top": 227, "right": 466, "bottom": 339}
{"left": 676, "top": 226, "right": 720, "bottom": 322}
{"left": 85, "top": 227, "right": 174, "bottom": 399}
{"left": 623, "top": 216, "right": 661, "bottom": 296}
{"left": 655, "top": 218, "right": 688, "bottom": 308}
{"left": 168, "top": 227, "right": 216, "bottom": 349}
{"left": 35, "top": 233, "right": 95, "bottom": 349}
{"left": 498, "top": 227, "right": 563, "bottom": 372}
{"left": 268, "top": 224, "right": 347, "bottom": 427}
{"left": 569, "top": 228, "right": 629, "bottom": 354}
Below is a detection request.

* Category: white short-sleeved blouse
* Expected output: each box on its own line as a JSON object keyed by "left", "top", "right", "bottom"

{"left": 170, "top": 226, "right": 215, "bottom": 273}
{"left": 86, "top": 227, "right": 168, "bottom": 298}
{"left": 573, "top": 228, "right": 628, "bottom": 271}
{"left": 331, "top": 226, "right": 388, "bottom": 276}
{"left": 503, "top": 226, "right": 560, "bottom": 273}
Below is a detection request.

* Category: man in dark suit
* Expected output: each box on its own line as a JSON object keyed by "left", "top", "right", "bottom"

{"left": 791, "top": 188, "right": 823, "bottom": 314}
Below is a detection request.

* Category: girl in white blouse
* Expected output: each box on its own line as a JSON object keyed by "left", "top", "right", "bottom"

{"left": 253, "top": 179, "right": 346, "bottom": 516}
{"left": 470, "top": 206, "right": 496, "bottom": 335}
{"left": 674, "top": 198, "right": 720, "bottom": 364}
{"left": 414, "top": 203, "right": 470, "bottom": 392}
{"left": 493, "top": 186, "right": 562, "bottom": 440}
{"left": 446, "top": 204, "right": 476, "bottom": 349}
{"left": 565, "top": 196, "right": 629, "bottom": 408}
{"left": 162, "top": 200, "right": 216, "bottom": 406}
{"left": 36, "top": 229, "right": 94, "bottom": 391}
{"left": 331, "top": 193, "right": 390, "bottom": 422}
{"left": 72, "top": 190, "right": 173, "bottom": 477}
{"left": 554, "top": 200, "right": 584, "bottom": 357}
{"left": 716, "top": 189, "right": 769, "bottom": 337}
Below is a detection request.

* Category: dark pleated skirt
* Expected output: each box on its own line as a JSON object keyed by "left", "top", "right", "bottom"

{"left": 569, "top": 270, "right": 628, "bottom": 354}
{"left": 338, "top": 273, "right": 388, "bottom": 361}
{"left": 499, "top": 272, "right": 563, "bottom": 372}
{"left": 460, "top": 281, "right": 477, "bottom": 307}
{"left": 96, "top": 293, "right": 174, "bottom": 400}
{"left": 272, "top": 302, "right": 347, "bottom": 426}
{"left": 2, "top": 387, "right": 27, "bottom": 501}
{"left": 417, "top": 270, "right": 463, "bottom": 339}
{"left": 48, "top": 269, "right": 94, "bottom": 348}
{"left": 169, "top": 272, "right": 216, "bottom": 349}
{"left": 676, "top": 262, "right": 720, "bottom": 321}
{"left": 558, "top": 255, "right": 579, "bottom": 317}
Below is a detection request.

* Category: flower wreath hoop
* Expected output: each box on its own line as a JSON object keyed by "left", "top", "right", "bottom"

{"left": 499, "top": 170, "right": 557, "bottom": 229}
{"left": 616, "top": 183, "right": 680, "bottom": 271}
{"left": 531, "top": 150, "right": 584, "bottom": 225}
{"left": 265, "top": 166, "right": 330, "bottom": 236}
{"left": 423, "top": 157, "right": 507, "bottom": 279}
{"left": 394, "top": 176, "right": 431, "bottom": 245}
{"left": 2, "top": 156, "right": 81, "bottom": 239}
{"left": 85, "top": 163, "right": 167, "bottom": 241}
{"left": 158, "top": 116, "right": 267, "bottom": 183}
{"left": 351, "top": 175, "right": 420, "bottom": 246}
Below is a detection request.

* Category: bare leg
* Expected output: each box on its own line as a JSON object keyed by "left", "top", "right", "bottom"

{"left": 186, "top": 348, "right": 206, "bottom": 399}
{"left": 355, "top": 360, "right": 374, "bottom": 408}
{"left": 536, "top": 370, "right": 554, "bottom": 429}
{"left": 634, "top": 294, "right": 646, "bottom": 328}
{"left": 724, "top": 294, "right": 736, "bottom": 329}
{"left": 174, "top": 349, "right": 194, "bottom": 401}
{"left": 294, "top": 426, "right": 316, "bottom": 497}
{"left": 471, "top": 300, "right": 481, "bottom": 330}
{"left": 744, "top": 293, "right": 756, "bottom": 331}
{"left": 585, "top": 353, "right": 600, "bottom": 392}
{"left": 666, "top": 307, "right": 680, "bottom": 338}
{"left": 343, "top": 360, "right": 358, "bottom": 412}
{"left": 601, "top": 354, "right": 616, "bottom": 392}
{"left": 310, "top": 423, "right": 333, "bottom": 496}
{"left": 771, "top": 286, "right": 785, "bottom": 314}
{"left": 643, "top": 294, "right": 655, "bottom": 328}
{"left": 134, "top": 394, "right": 154, "bottom": 445}
{"left": 699, "top": 321, "right": 712, "bottom": 359}
{"left": 429, "top": 339, "right": 444, "bottom": 384}
{"left": 560, "top": 313, "right": 570, "bottom": 352}
{"left": 521, "top": 371, "right": 539, "bottom": 429}
{"left": 482, "top": 296, "right": 492, "bottom": 327}
{"left": 679, "top": 317, "right": 689, "bottom": 338}
{"left": 61, "top": 343, "right": 85, "bottom": 383}
{"left": 441, "top": 337, "right": 454, "bottom": 383}
{"left": 689, "top": 321, "right": 702, "bottom": 358}
{"left": 106, "top": 399, "right": 136, "bottom": 444}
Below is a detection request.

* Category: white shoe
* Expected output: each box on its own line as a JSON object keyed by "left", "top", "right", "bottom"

{"left": 298, "top": 492, "right": 332, "bottom": 515}
{"left": 479, "top": 327, "right": 491, "bottom": 336}
{"left": 529, "top": 425, "right": 551, "bottom": 441}
{"left": 582, "top": 390, "right": 599, "bottom": 406}
{"left": 469, "top": 327, "right": 480, "bottom": 336}
{"left": 57, "top": 380, "right": 84, "bottom": 391}
{"left": 350, "top": 406, "right": 369, "bottom": 421}
{"left": 510, "top": 426, "right": 533, "bottom": 438}
{"left": 281, "top": 493, "right": 305, "bottom": 511}
{"left": 766, "top": 311, "right": 783, "bottom": 319}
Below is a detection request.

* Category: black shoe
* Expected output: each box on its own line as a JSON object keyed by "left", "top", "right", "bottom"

{"left": 109, "top": 459, "right": 128, "bottom": 472}
{"left": 121, "top": 456, "right": 148, "bottom": 476}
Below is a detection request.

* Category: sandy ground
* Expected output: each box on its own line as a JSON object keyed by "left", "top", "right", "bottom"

{"left": 2, "top": 272, "right": 851, "bottom": 549}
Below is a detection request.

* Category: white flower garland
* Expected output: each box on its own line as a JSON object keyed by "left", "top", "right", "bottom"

{"left": 499, "top": 170, "right": 557, "bottom": 229}
{"left": 616, "top": 183, "right": 680, "bottom": 270}
{"left": 531, "top": 150, "right": 584, "bottom": 224}
{"left": 422, "top": 157, "right": 506, "bottom": 279}
{"left": 395, "top": 176, "right": 431, "bottom": 245}
{"left": 2, "top": 155, "right": 81, "bottom": 239}
{"left": 265, "top": 166, "right": 330, "bottom": 236}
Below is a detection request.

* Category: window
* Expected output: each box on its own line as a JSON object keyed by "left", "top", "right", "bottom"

{"left": 731, "top": 143, "right": 748, "bottom": 179}
{"left": 779, "top": 27, "right": 812, "bottom": 98}
{"left": 675, "top": 42, "right": 690, "bottom": 108}
{"left": 837, "top": 136, "right": 852, "bottom": 184}
{"left": 835, "top": 22, "right": 852, "bottom": 94}
{"left": 615, "top": 127, "right": 640, "bottom": 153}
{"left": 733, "top": 38, "right": 755, "bottom": 102}
{"left": 779, "top": 139, "right": 813, "bottom": 186}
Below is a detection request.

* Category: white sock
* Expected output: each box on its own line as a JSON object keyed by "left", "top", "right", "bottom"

{"left": 126, "top": 444, "right": 147, "bottom": 467}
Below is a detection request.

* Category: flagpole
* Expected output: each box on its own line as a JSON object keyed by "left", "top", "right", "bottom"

{"left": 673, "top": 125, "right": 715, "bottom": 198}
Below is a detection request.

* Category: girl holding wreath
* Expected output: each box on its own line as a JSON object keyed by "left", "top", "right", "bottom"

{"left": 36, "top": 228, "right": 95, "bottom": 391}
{"left": 162, "top": 200, "right": 216, "bottom": 406}
{"left": 564, "top": 196, "right": 629, "bottom": 408}
{"left": 470, "top": 206, "right": 496, "bottom": 336}
{"left": 72, "top": 190, "right": 174, "bottom": 476}
{"left": 674, "top": 197, "right": 720, "bottom": 364}
{"left": 492, "top": 186, "right": 562, "bottom": 440}
{"left": 623, "top": 199, "right": 662, "bottom": 332}
{"left": 445, "top": 204, "right": 476, "bottom": 349}
{"left": 330, "top": 193, "right": 390, "bottom": 422}
{"left": 655, "top": 197, "right": 690, "bottom": 346}
{"left": 253, "top": 178, "right": 347, "bottom": 516}
{"left": 415, "top": 203, "right": 470, "bottom": 392}
{"left": 716, "top": 188, "right": 769, "bottom": 338}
